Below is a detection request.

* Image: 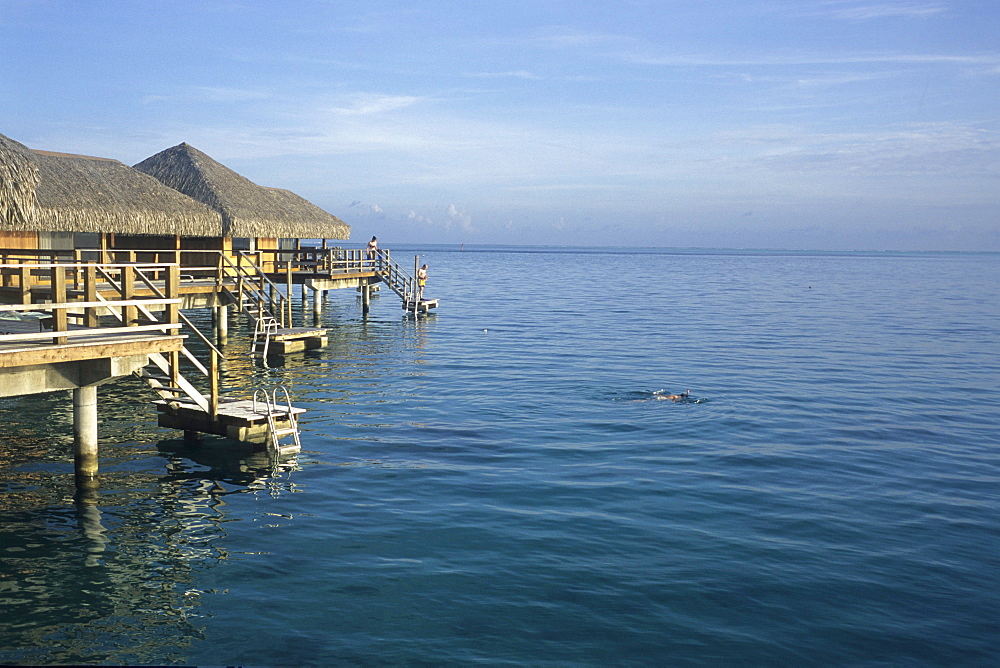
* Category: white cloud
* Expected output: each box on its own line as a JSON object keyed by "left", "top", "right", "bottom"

{"left": 328, "top": 93, "right": 421, "bottom": 116}
{"left": 194, "top": 86, "right": 269, "bottom": 102}
{"left": 407, "top": 210, "right": 434, "bottom": 225}
{"left": 810, "top": 1, "right": 947, "bottom": 21}
{"left": 446, "top": 204, "right": 474, "bottom": 232}
{"left": 466, "top": 70, "right": 542, "bottom": 80}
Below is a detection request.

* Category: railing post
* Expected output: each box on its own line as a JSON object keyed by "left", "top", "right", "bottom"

{"left": 286, "top": 260, "right": 293, "bottom": 327}
{"left": 166, "top": 264, "right": 180, "bottom": 329}
{"left": 52, "top": 265, "right": 68, "bottom": 345}
{"left": 73, "top": 249, "right": 82, "bottom": 291}
{"left": 210, "top": 348, "right": 219, "bottom": 420}
{"left": 122, "top": 265, "right": 136, "bottom": 327}
{"left": 84, "top": 262, "right": 98, "bottom": 328}
{"left": 237, "top": 252, "right": 245, "bottom": 306}
{"left": 18, "top": 264, "right": 31, "bottom": 304}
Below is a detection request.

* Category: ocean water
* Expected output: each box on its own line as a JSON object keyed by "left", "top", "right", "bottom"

{"left": 1, "top": 247, "right": 998, "bottom": 666}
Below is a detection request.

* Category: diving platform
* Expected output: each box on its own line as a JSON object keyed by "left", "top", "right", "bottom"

{"left": 403, "top": 299, "right": 439, "bottom": 314}
{"left": 269, "top": 327, "right": 328, "bottom": 354}
{"left": 154, "top": 397, "right": 305, "bottom": 453}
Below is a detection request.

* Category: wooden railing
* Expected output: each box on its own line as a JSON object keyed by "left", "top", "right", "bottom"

{"left": 0, "top": 262, "right": 182, "bottom": 346}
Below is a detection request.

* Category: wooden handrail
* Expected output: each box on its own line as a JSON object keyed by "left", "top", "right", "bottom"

{"left": 0, "top": 298, "right": 181, "bottom": 312}
{"left": 0, "top": 261, "right": 181, "bottom": 270}
{"left": 0, "top": 323, "right": 181, "bottom": 344}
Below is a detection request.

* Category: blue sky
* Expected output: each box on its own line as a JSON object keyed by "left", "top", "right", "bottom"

{"left": 2, "top": 0, "right": 998, "bottom": 250}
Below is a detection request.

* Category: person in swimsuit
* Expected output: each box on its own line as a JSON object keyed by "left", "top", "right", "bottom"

{"left": 656, "top": 390, "right": 690, "bottom": 402}
{"left": 417, "top": 264, "right": 428, "bottom": 300}
{"left": 366, "top": 236, "right": 378, "bottom": 264}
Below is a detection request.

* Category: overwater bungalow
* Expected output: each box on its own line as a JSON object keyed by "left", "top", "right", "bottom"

{"left": 0, "top": 132, "right": 221, "bottom": 255}
{"left": 1, "top": 131, "right": 434, "bottom": 485}
{"left": 133, "top": 142, "right": 349, "bottom": 268}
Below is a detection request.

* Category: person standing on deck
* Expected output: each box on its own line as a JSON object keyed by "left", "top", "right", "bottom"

{"left": 417, "top": 264, "right": 428, "bottom": 300}
{"left": 366, "top": 236, "right": 378, "bottom": 265}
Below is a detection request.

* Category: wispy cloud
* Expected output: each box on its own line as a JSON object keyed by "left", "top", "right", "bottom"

{"left": 525, "top": 27, "right": 627, "bottom": 49}
{"left": 623, "top": 51, "right": 999, "bottom": 68}
{"left": 809, "top": 1, "right": 947, "bottom": 21}
{"left": 465, "top": 70, "right": 542, "bottom": 80}
{"left": 327, "top": 93, "right": 421, "bottom": 115}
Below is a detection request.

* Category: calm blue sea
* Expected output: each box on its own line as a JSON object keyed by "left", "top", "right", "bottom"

{"left": 1, "top": 246, "right": 998, "bottom": 666}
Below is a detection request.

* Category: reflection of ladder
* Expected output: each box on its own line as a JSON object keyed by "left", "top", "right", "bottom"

{"left": 251, "top": 316, "right": 279, "bottom": 360}
{"left": 253, "top": 386, "right": 301, "bottom": 453}
{"left": 220, "top": 252, "right": 288, "bottom": 328}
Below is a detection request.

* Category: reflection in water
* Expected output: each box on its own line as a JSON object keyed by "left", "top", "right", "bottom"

{"left": 0, "top": 431, "right": 298, "bottom": 665}
{"left": 0, "top": 293, "right": 421, "bottom": 664}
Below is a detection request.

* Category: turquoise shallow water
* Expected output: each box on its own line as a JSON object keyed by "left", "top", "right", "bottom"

{"left": 1, "top": 247, "right": 998, "bottom": 665}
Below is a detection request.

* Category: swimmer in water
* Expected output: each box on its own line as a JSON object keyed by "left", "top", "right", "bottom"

{"left": 654, "top": 390, "right": 690, "bottom": 402}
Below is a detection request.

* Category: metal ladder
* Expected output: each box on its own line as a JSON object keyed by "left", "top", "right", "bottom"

{"left": 253, "top": 386, "right": 301, "bottom": 453}
{"left": 251, "top": 316, "right": 279, "bottom": 361}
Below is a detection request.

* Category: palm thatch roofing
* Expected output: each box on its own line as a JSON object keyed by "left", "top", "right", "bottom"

{"left": 0, "top": 132, "right": 222, "bottom": 236}
{"left": 0, "top": 133, "right": 39, "bottom": 228}
{"left": 134, "top": 143, "right": 350, "bottom": 240}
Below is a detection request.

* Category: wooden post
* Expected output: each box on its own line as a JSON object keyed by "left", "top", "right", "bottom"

{"left": 18, "top": 265, "right": 30, "bottom": 304}
{"left": 286, "top": 259, "right": 293, "bottom": 327}
{"left": 73, "top": 385, "right": 99, "bottom": 481}
{"left": 210, "top": 348, "right": 219, "bottom": 420}
{"left": 83, "top": 262, "right": 98, "bottom": 328}
{"left": 313, "top": 287, "right": 322, "bottom": 320}
{"left": 52, "top": 265, "right": 68, "bottom": 344}
{"left": 216, "top": 304, "right": 229, "bottom": 344}
{"left": 72, "top": 249, "right": 82, "bottom": 291}
{"left": 165, "top": 264, "right": 179, "bottom": 327}
{"left": 413, "top": 255, "right": 420, "bottom": 317}
{"left": 122, "top": 265, "right": 136, "bottom": 327}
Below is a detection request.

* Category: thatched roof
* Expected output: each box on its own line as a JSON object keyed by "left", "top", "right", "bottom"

{"left": 28, "top": 150, "right": 222, "bottom": 235}
{"left": 0, "top": 132, "right": 222, "bottom": 235}
{"left": 0, "top": 133, "right": 39, "bottom": 228}
{"left": 134, "top": 143, "right": 350, "bottom": 240}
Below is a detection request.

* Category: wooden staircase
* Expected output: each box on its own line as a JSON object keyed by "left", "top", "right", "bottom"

{"left": 221, "top": 252, "right": 288, "bottom": 323}
{"left": 220, "top": 251, "right": 327, "bottom": 360}
{"left": 89, "top": 261, "right": 303, "bottom": 450}
{"left": 370, "top": 249, "right": 438, "bottom": 314}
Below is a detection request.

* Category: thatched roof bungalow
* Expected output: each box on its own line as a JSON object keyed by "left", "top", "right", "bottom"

{"left": 0, "top": 133, "right": 38, "bottom": 230}
{"left": 0, "top": 132, "right": 222, "bottom": 253}
{"left": 133, "top": 143, "right": 350, "bottom": 243}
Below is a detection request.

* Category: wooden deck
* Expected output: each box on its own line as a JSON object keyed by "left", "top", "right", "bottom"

{"left": 154, "top": 397, "right": 305, "bottom": 448}
{"left": 270, "top": 326, "right": 328, "bottom": 354}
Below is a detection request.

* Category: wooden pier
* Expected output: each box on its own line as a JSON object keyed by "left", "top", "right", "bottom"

{"left": 0, "top": 246, "right": 438, "bottom": 485}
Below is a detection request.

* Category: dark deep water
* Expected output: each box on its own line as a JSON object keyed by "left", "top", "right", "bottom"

{"left": 1, "top": 247, "right": 998, "bottom": 666}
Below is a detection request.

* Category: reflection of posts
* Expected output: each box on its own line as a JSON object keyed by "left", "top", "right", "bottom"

{"left": 417, "top": 264, "right": 428, "bottom": 300}
{"left": 76, "top": 501, "right": 109, "bottom": 568}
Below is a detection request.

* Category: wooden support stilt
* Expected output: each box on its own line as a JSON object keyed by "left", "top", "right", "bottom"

{"left": 215, "top": 304, "right": 229, "bottom": 344}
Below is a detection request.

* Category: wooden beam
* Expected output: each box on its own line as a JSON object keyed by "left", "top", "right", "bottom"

{"left": 0, "top": 335, "right": 184, "bottom": 368}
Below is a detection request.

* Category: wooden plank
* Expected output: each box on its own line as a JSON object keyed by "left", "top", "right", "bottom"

{"left": 0, "top": 323, "right": 181, "bottom": 343}
{"left": 0, "top": 298, "right": 180, "bottom": 312}
{"left": 0, "top": 335, "right": 184, "bottom": 368}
